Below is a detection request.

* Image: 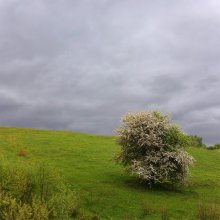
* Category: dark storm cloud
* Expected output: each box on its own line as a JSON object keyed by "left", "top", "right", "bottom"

{"left": 0, "top": 0, "right": 219, "bottom": 144}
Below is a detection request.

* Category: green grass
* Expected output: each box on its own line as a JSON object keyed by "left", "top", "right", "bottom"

{"left": 0, "top": 126, "right": 219, "bottom": 219}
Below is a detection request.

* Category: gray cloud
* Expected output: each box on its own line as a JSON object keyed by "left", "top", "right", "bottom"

{"left": 0, "top": 0, "right": 220, "bottom": 144}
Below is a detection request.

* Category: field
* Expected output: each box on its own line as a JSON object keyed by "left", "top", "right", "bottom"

{"left": 0, "top": 126, "right": 219, "bottom": 219}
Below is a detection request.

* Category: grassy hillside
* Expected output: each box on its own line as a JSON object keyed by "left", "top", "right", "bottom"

{"left": 0, "top": 126, "right": 219, "bottom": 219}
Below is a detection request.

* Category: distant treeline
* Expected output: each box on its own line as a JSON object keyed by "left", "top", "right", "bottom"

{"left": 188, "top": 135, "right": 220, "bottom": 150}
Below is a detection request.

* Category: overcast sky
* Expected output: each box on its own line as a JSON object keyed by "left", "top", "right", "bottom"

{"left": 0, "top": 0, "right": 220, "bottom": 144}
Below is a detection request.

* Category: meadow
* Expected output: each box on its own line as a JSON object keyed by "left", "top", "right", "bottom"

{"left": 0, "top": 126, "right": 219, "bottom": 219}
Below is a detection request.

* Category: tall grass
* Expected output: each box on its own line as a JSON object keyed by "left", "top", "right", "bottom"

{"left": 161, "top": 208, "right": 169, "bottom": 220}
{"left": 198, "top": 202, "right": 220, "bottom": 220}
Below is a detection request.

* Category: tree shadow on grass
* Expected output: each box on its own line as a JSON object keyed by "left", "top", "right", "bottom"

{"left": 123, "top": 176, "right": 198, "bottom": 197}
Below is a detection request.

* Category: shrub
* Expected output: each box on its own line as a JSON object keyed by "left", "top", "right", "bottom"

{"left": 0, "top": 162, "right": 79, "bottom": 219}
{"left": 115, "top": 111, "right": 194, "bottom": 186}
{"left": 208, "top": 144, "right": 220, "bottom": 150}
{"left": 188, "top": 135, "right": 206, "bottom": 148}
{"left": 214, "top": 144, "right": 220, "bottom": 149}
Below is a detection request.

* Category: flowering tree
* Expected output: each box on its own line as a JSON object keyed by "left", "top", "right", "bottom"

{"left": 115, "top": 111, "right": 194, "bottom": 186}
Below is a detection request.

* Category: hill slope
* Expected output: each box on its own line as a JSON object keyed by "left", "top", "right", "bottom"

{"left": 0, "top": 126, "right": 219, "bottom": 219}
